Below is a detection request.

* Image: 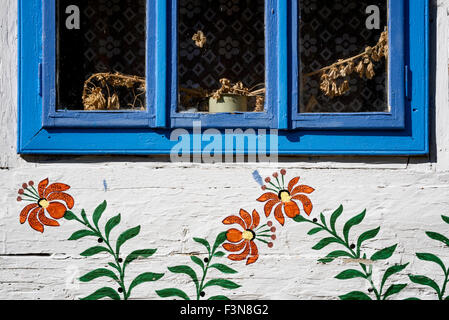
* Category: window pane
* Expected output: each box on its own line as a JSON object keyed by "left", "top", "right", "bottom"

{"left": 56, "top": 0, "right": 146, "bottom": 111}
{"left": 299, "top": 0, "right": 389, "bottom": 113}
{"left": 178, "top": 0, "right": 265, "bottom": 113}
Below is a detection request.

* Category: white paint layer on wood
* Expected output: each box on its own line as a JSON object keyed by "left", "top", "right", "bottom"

{"left": 0, "top": 0, "right": 448, "bottom": 300}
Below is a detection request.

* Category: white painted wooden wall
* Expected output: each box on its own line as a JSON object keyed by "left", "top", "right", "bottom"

{"left": 1, "top": 0, "right": 449, "bottom": 300}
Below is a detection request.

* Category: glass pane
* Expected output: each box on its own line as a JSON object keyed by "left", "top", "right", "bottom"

{"left": 178, "top": 0, "right": 265, "bottom": 113}
{"left": 299, "top": 0, "right": 389, "bottom": 113}
{"left": 56, "top": 0, "right": 146, "bottom": 111}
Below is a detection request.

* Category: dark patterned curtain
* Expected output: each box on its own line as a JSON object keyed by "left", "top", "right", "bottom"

{"left": 56, "top": 0, "right": 146, "bottom": 110}
{"left": 299, "top": 0, "right": 388, "bottom": 113}
{"left": 178, "top": 0, "right": 265, "bottom": 111}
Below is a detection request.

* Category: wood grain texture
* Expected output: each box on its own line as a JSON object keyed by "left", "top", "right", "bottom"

{"left": 0, "top": 0, "right": 448, "bottom": 300}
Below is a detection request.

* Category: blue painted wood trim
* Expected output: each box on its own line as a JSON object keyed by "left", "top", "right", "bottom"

{"left": 290, "top": 0, "right": 406, "bottom": 130}
{"left": 155, "top": 0, "right": 167, "bottom": 128}
{"left": 41, "top": 0, "right": 156, "bottom": 128}
{"left": 277, "top": 0, "right": 288, "bottom": 129}
{"left": 18, "top": 0, "right": 428, "bottom": 155}
{"left": 168, "top": 0, "right": 280, "bottom": 129}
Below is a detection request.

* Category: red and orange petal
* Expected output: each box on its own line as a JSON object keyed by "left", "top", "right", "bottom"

{"left": 20, "top": 203, "right": 39, "bottom": 224}
{"left": 226, "top": 241, "right": 259, "bottom": 265}
{"left": 47, "top": 192, "right": 74, "bottom": 209}
{"left": 263, "top": 199, "right": 280, "bottom": 218}
{"left": 274, "top": 204, "right": 285, "bottom": 226}
{"left": 46, "top": 202, "right": 67, "bottom": 219}
{"left": 43, "top": 183, "right": 71, "bottom": 199}
{"left": 288, "top": 177, "right": 301, "bottom": 193}
{"left": 223, "top": 209, "right": 261, "bottom": 231}
{"left": 38, "top": 209, "right": 60, "bottom": 227}
{"left": 223, "top": 241, "right": 247, "bottom": 253}
{"left": 246, "top": 241, "right": 259, "bottom": 265}
{"left": 284, "top": 201, "right": 300, "bottom": 219}
{"left": 257, "top": 192, "right": 278, "bottom": 203}
{"left": 292, "top": 194, "right": 313, "bottom": 216}
{"left": 27, "top": 207, "right": 44, "bottom": 233}
{"left": 227, "top": 241, "right": 250, "bottom": 262}
{"left": 249, "top": 210, "right": 260, "bottom": 230}
{"left": 239, "top": 209, "right": 252, "bottom": 228}
{"left": 223, "top": 215, "right": 246, "bottom": 229}
{"left": 38, "top": 178, "right": 49, "bottom": 198}
{"left": 226, "top": 229, "right": 243, "bottom": 243}
{"left": 291, "top": 185, "right": 315, "bottom": 196}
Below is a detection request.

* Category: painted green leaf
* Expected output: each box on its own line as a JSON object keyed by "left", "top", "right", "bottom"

{"left": 442, "top": 215, "right": 449, "bottom": 225}
{"left": 64, "top": 211, "right": 77, "bottom": 221}
{"left": 330, "top": 205, "right": 344, "bottom": 232}
{"left": 208, "top": 295, "right": 231, "bottom": 300}
{"left": 105, "top": 214, "right": 121, "bottom": 240}
{"left": 213, "top": 232, "right": 227, "bottom": 253}
{"left": 342, "top": 210, "right": 366, "bottom": 243}
{"left": 381, "top": 263, "right": 409, "bottom": 288}
{"left": 293, "top": 215, "right": 308, "bottom": 223}
{"left": 320, "top": 213, "right": 327, "bottom": 227}
{"left": 335, "top": 269, "right": 367, "bottom": 280}
{"left": 383, "top": 284, "right": 407, "bottom": 300}
{"left": 214, "top": 251, "right": 226, "bottom": 258}
{"left": 92, "top": 201, "right": 107, "bottom": 228}
{"left": 124, "top": 249, "right": 157, "bottom": 268}
{"left": 370, "top": 244, "right": 397, "bottom": 261}
{"left": 416, "top": 253, "right": 447, "bottom": 273}
{"left": 318, "top": 258, "right": 335, "bottom": 264}
{"left": 81, "top": 209, "right": 89, "bottom": 225}
{"left": 312, "top": 237, "right": 340, "bottom": 251}
{"left": 426, "top": 232, "right": 449, "bottom": 247}
{"left": 80, "top": 246, "right": 110, "bottom": 257}
{"left": 116, "top": 226, "right": 141, "bottom": 254}
{"left": 326, "top": 250, "right": 353, "bottom": 259}
{"left": 404, "top": 297, "right": 421, "bottom": 300}
{"left": 168, "top": 266, "right": 199, "bottom": 289}
{"left": 445, "top": 296, "right": 449, "bottom": 300}
{"left": 409, "top": 275, "right": 441, "bottom": 296}
{"left": 356, "top": 227, "right": 381, "bottom": 253}
{"left": 194, "top": 237, "right": 211, "bottom": 254}
{"left": 210, "top": 264, "right": 238, "bottom": 274}
{"left": 81, "top": 287, "right": 121, "bottom": 300}
{"left": 108, "top": 262, "right": 120, "bottom": 273}
{"left": 339, "top": 291, "right": 372, "bottom": 300}
{"left": 191, "top": 256, "right": 204, "bottom": 270}
{"left": 79, "top": 268, "right": 118, "bottom": 282}
{"left": 203, "top": 279, "right": 241, "bottom": 290}
{"left": 318, "top": 250, "right": 352, "bottom": 263}
{"left": 156, "top": 288, "right": 190, "bottom": 300}
{"left": 68, "top": 230, "right": 96, "bottom": 241}
{"left": 128, "top": 272, "right": 164, "bottom": 296}
{"left": 308, "top": 227, "right": 324, "bottom": 235}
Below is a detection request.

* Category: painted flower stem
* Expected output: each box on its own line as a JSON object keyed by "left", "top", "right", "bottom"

{"left": 196, "top": 247, "right": 216, "bottom": 300}
{"left": 69, "top": 214, "right": 128, "bottom": 300}
{"left": 408, "top": 216, "right": 449, "bottom": 300}
{"left": 303, "top": 218, "right": 381, "bottom": 300}
{"left": 438, "top": 270, "right": 449, "bottom": 300}
{"left": 158, "top": 232, "right": 238, "bottom": 301}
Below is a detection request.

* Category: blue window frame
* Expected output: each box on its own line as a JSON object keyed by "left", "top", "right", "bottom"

{"left": 290, "top": 0, "right": 406, "bottom": 130}
{"left": 42, "top": 0, "right": 158, "bottom": 128}
{"left": 18, "top": 0, "right": 429, "bottom": 155}
{"left": 168, "top": 0, "right": 286, "bottom": 129}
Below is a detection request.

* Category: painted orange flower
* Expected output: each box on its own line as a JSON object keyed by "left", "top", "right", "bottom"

{"left": 17, "top": 178, "right": 74, "bottom": 233}
{"left": 222, "top": 209, "right": 276, "bottom": 265}
{"left": 257, "top": 170, "right": 314, "bottom": 226}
